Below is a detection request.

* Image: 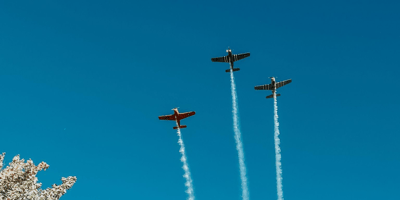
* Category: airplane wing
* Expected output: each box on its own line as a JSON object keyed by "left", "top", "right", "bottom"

{"left": 178, "top": 111, "right": 195, "bottom": 120}
{"left": 211, "top": 56, "right": 228, "bottom": 63}
{"left": 158, "top": 114, "right": 176, "bottom": 120}
{"left": 234, "top": 53, "right": 250, "bottom": 62}
{"left": 254, "top": 84, "right": 273, "bottom": 90}
{"left": 275, "top": 79, "right": 292, "bottom": 89}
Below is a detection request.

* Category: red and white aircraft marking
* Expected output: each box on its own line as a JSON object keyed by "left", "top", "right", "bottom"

{"left": 158, "top": 108, "right": 195, "bottom": 129}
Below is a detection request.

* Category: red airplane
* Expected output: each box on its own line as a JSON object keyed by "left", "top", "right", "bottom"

{"left": 158, "top": 108, "right": 195, "bottom": 129}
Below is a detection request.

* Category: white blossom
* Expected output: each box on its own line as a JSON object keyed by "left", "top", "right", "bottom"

{"left": 0, "top": 152, "right": 76, "bottom": 200}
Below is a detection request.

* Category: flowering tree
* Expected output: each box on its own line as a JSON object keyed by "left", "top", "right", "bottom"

{"left": 0, "top": 152, "right": 77, "bottom": 200}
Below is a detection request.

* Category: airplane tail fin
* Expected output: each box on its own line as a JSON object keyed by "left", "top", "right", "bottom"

{"left": 173, "top": 125, "right": 187, "bottom": 129}
{"left": 266, "top": 94, "right": 281, "bottom": 99}
{"left": 225, "top": 68, "right": 240, "bottom": 73}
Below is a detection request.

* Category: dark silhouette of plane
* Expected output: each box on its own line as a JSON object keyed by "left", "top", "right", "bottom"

{"left": 255, "top": 77, "right": 292, "bottom": 99}
{"left": 211, "top": 48, "right": 250, "bottom": 72}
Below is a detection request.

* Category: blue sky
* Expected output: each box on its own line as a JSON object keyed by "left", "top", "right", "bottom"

{"left": 0, "top": 0, "right": 399, "bottom": 199}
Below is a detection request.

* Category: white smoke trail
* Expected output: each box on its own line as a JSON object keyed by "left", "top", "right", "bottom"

{"left": 176, "top": 121, "right": 195, "bottom": 200}
{"left": 273, "top": 91, "right": 284, "bottom": 200}
{"left": 229, "top": 70, "right": 249, "bottom": 200}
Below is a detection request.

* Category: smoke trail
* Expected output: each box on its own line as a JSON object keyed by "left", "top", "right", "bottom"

{"left": 176, "top": 121, "right": 195, "bottom": 200}
{"left": 273, "top": 91, "right": 284, "bottom": 200}
{"left": 229, "top": 70, "right": 249, "bottom": 200}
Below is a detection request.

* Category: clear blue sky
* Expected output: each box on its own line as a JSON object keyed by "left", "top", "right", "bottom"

{"left": 1, "top": 0, "right": 399, "bottom": 199}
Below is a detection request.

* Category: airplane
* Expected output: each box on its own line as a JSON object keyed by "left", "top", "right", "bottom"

{"left": 211, "top": 48, "right": 250, "bottom": 72}
{"left": 254, "top": 77, "right": 292, "bottom": 99}
{"left": 158, "top": 108, "right": 195, "bottom": 129}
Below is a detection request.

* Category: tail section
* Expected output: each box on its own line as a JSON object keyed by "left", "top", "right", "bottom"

{"left": 266, "top": 94, "right": 281, "bottom": 99}
{"left": 173, "top": 125, "right": 187, "bottom": 129}
{"left": 225, "top": 68, "right": 240, "bottom": 73}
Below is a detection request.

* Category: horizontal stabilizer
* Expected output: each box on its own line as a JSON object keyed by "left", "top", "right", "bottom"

{"left": 173, "top": 125, "right": 187, "bottom": 129}
{"left": 225, "top": 68, "right": 240, "bottom": 73}
{"left": 266, "top": 94, "right": 281, "bottom": 99}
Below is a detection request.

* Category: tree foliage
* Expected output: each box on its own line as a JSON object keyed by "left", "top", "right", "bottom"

{"left": 0, "top": 153, "right": 76, "bottom": 200}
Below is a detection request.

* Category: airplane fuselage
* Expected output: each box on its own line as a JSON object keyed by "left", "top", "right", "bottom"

{"left": 270, "top": 78, "right": 276, "bottom": 93}
{"left": 227, "top": 51, "right": 234, "bottom": 69}
{"left": 173, "top": 109, "right": 179, "bottom": 117}
{"left": 173, "top": 109, "right": 181, "bottom": 126}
